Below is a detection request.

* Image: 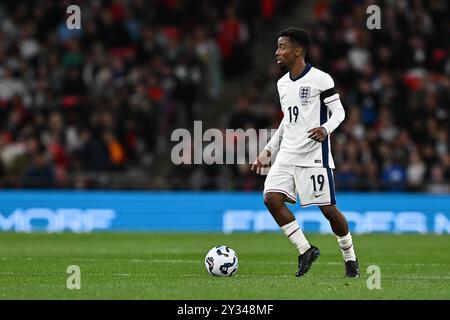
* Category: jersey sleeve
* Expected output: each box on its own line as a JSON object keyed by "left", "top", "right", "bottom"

{"left": 264, "top": 119, "right": 284, "bottom": 153}
{"left": 319, "top": 73, "right": 335, "bottom": 91}
{"left": 264, "top": 80, "right": 285, "bottom": 153}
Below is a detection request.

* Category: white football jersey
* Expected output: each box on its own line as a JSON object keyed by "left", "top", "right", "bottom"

{"left": 265, "top": 64, "right": 345, "bottom": 169}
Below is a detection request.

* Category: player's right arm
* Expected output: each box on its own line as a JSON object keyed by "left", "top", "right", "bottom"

{"left": 251, "top": 79, "right": 285, "bottom": 174}
{"left": 264, "top": 79, "right": 286, "bottom": 155}
{"left": 263, "top": 119, "right": 284, "bottom": 155}
{"left": 251, "top": 120, "right": 284, "bottom": 174}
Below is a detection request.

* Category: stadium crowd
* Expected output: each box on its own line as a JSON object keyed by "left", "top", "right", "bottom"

{"left": 0, "top": 0, "right": 449, "bottom": 193}
{"left": 0, "top": 0, "right": 285, "bottom": 188}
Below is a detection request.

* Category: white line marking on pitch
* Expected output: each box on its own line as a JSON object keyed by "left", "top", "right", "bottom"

{"left": 134, "top": 259, "right": 450, "bottom": 267}
{"left": 0, "top": 271, "right": 449, "bottom": 280}
{"left": 1, "top": 257, "right": 449, "bottom": 267}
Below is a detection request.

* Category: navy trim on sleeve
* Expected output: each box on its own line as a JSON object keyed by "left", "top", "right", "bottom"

{"left": 320, "top": 87, "right": 337, "bottom": 100}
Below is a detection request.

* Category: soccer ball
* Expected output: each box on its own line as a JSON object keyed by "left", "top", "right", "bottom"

{"left": 204, "top": 245, "right": 238, "bottom": 277}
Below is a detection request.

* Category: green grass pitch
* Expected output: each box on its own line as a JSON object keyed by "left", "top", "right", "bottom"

{"left": 0, "top": 232, "right": 449, "bottom": 299}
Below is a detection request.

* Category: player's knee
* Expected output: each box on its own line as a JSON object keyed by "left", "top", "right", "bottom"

{"left": 264, "top": 193, "right": 284, "bottom": 212}
{"left": 320, "top": 205, "right": 337, "bottom": 221}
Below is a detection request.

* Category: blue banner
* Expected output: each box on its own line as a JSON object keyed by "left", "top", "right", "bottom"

{"left": 0, "top": 191, "right": 449, "bottom": 234}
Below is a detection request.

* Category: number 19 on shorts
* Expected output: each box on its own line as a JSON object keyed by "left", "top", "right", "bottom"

{"left": 310, "top": 174, "right": 325, "bottom": 192}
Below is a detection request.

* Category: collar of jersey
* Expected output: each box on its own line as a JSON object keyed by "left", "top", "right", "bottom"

{"left": 289, "top": 63, "right": 312, "bottom": 82}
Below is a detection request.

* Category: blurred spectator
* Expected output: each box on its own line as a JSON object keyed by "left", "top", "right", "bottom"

{"left": 22, "top": 142, "right": 54, "bottom": 188}
{"left": 426, "top": 164, "right": 450, "bottom": 194}
{"left": 77, "top": 128, "right": 111, "bottom": 171}
{"left": 217, "top": 5, "right": 250, "bottom": 77}
{"left": 193, "top": 26, "right": 223, "bottom": 98}
{"left": 407, "top": 152, "right": 426, "bottom": 191}
{"left": 228, "top": 94, "right": 259, "bottom": 130}
{"left": 381, "top": 161, "right": 407, "bottom": 192}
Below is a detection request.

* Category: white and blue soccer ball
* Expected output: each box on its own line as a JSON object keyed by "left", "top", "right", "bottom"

{"left": 205, "top": 245, "right": 238, "bottom": 277}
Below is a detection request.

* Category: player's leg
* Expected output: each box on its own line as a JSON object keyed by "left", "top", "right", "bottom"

{"left": 319, "top": 204, "right": 349, "bottom": 236}
{"left": 264, "top": 192, "right": 320, "bottom": 277}
{"left": 320, "top": 204, "right": 356, "bottom": 259}
{"left": 263, "top": 192, "right": 296, "bottom": 226}
{"left": 295, "top": 166, "right": 359, "bottom": 277}
{"left": 264, "top": 192, "right": 310, "bottom": 254}
{"left": 263, "top": 163, "right": 319, "bottom": 277}
{"left": 320, "top": 204, "right": 359, "bottom": 277}
{"left": 308, "top": 166, "right": 359, "bottom": 277}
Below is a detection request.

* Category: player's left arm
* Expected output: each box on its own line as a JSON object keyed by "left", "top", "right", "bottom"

{"left": 307, "top": 74, "right": 345, "bottom": 142}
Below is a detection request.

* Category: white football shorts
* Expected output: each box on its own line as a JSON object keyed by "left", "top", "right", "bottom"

{"left": 263, "top": 162, "right": 336, "bottom": 207}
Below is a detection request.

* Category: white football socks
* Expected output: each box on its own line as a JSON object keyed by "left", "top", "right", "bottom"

{"left": 336, "top": 232, "right": 357, "bottom": 262}
{"left": 281, "top": 220, "right": 311, "bottom": 254}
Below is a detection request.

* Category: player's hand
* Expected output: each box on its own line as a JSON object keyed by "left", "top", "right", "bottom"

{"left": 251, "top": 149, "right": 272, "bottom": 175}
{"left": 307, "top": 127, "right": 328, "bottom": 142}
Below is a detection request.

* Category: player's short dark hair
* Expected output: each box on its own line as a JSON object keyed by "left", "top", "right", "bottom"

{"left": 278, "top": 27, "right": 311, "bottom": 51}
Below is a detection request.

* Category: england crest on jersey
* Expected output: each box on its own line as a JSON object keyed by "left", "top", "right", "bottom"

{"left": 299, "top": 86, "right": 311, "bottom": 103}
